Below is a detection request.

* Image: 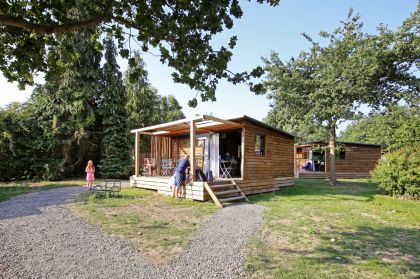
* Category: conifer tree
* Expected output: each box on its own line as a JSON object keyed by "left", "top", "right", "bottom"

{"left": 98, "top": 38, "right": 130, "bottom": 178}
{"left": 29, "top": 28, "right": 103, "bottom": 180}
{"left": 125, "top": 52, "right": 161, "bottom": 131}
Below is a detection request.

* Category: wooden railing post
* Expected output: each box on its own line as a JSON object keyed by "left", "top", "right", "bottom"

{"left": 293, "top": 144, "right": 297, "bottom": 175}
{"left": 241, "top": 125, "right": 245, "bottom": 179}
{"left": 190, "top": 120, "right": 196, "bottom": 184}
{"left": 135, "top": 132, "right": 141, "bottom": 177}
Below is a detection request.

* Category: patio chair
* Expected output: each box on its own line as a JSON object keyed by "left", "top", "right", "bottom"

{"left": 143, "top": 158, "right": 156, "bottom": 176}
{"left": 160, "top": 159, "right": 174, "bottom": 176}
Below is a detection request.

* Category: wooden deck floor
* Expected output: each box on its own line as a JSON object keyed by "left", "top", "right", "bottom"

{"left": 130, "top": 176, "right": 210, "bottom": 201}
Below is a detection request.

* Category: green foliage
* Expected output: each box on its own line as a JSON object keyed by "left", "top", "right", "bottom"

{"left": 0, "top": 0, "right": 279, "bottom": 103}
{"left": 0, "top": 103, "right": 32, "bottom": 180}
{"left": 26, "top": 28, "right": 103, "bottom": 180}
{"left": 263, "top": 8, "right": 419, "bottom": 182}
{"left": 1, "top": 35, "right": 186, "bottom": 181}
{"left": 265, "top": 114, "right": 326, "bottom": 142}
{"left": 124, "top": 52, "right": 185, "bottom": 157}
{"left": 340, "top": 105, "right": 420, "bottom": 151}
{"left": 159, "top": 95, "right": 185, "bottom": 123}
{"left": 125, "top": 52, "right": 162, "bottom": 131}
{"left": 372, "top": 144, "right": 420, "bottom": 198}
{"left": 98, "top": 38, "right": 130, "bottom": 178}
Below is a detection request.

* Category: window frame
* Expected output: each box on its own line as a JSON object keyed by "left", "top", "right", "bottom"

{"left": 254, "top": 133, "right": 266, "bottom": 156}
{"left": 337, "top": 150, "right": 346, "bottom": 160}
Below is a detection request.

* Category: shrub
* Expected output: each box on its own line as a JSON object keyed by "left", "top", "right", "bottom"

{"left": 372, "top": 144, "right": 420, "bottom": 199}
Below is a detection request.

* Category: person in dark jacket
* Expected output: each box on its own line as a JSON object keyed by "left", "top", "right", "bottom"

{"left": 172, "top": 154, "right": 190, "bottom": 198}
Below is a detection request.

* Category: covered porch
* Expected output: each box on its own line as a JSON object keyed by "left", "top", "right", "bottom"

{"left": 294, "top": 142, "right": 327, "bottom": 175}
{"left": 130, "top": 115, "right": 248, "bottom": 203}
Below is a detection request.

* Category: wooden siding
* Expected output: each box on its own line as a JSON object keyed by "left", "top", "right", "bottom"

{"left": 327, "top": 144, "right": 381, "bottom": 174}
{"left": 236, "top": 177, "right": 294, "bottom": 195}
{"left": 298, "top": 172, "right": 372, "bottom": 179}
{"left": 237, "top": 121, "right": 295, "bottom": 194}
{"left": 243, "top": 122, "right": 294, "bottom": 180}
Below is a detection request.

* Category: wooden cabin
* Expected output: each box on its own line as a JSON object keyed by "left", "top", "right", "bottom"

{"left": 130, "top": 115, "right": 295, "bottom": 207}
{"left": 295, "top": 141, "right": 382, "bottom": 179}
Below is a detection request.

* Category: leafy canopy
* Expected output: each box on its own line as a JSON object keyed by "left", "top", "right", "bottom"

{"left": 264, "top": 8, "right": 419, "bottom": 136}
{"left": 340, "top": 105, "right": 420, "bottom": 151}
{"left": 27, "top": 28, "right": 103, "bottom": 180}
{"left": 0, "top": 0, "right": 279, "bottom": 105}
{"left": 263, "top": 7, "right": 419, "bottom": 183}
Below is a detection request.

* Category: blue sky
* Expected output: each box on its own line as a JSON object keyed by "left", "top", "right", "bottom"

{"left": 1, "top": 0, "right": 417, "bottom": 131}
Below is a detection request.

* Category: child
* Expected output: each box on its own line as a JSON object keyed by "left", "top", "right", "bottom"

{"left": 85, "top": 160, "right": 95, "bottom": 190}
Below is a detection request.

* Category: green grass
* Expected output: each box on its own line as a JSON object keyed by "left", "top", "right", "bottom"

{"left": 0, "top": 180, "right": 91, "bottom": 202}
{"left": 246, "top": 179, "right": 420, "bottom": 279}
{"left": 68, "top": 188, "right": 218, "bottom": 264}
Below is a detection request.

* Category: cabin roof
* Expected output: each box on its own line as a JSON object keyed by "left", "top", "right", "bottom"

{"left": 131, "top": 114, "right": 294, "bottom": 139}
{"left": 227, "top": 115, "right": 294, "bottom": 138}
{"left": 296, "top": 141, "right": 383, "bottom": 147}
{"left": 130, "top": 115, "right": 241, "bottom": 136}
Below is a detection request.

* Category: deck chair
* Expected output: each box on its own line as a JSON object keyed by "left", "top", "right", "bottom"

{"left": 143, "top": 158, "right": 156, "bottom": 176}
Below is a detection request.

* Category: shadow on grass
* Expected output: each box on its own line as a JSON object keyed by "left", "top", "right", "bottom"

{"left": 282, "top": 225, "right": 419, "bottom": 275}
{"left": 249, "top": 179, "right": 380, "bottom": 204}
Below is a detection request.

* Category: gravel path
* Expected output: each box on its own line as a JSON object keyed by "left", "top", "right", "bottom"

{"left": 0, "top": 187, "right": 264, "bottom": 279}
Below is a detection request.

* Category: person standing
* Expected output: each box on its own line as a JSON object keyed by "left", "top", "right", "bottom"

{"left": 85, "top": 160, "right": 95, "bottom": 190}
{"left": 172, "top": 154, "right": 190, "bottom": 199}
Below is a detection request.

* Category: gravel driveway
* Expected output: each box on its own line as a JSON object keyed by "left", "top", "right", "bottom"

{"left": 0, "top": 187, "right": 264, "bottom": 279}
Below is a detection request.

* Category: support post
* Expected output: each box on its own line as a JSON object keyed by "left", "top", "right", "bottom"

{"left": 135, "top": 132, "right": 141, "bottom": 176}
{"left": 293, "top": 144, "right": 297, "bottom": 175}
{"left": 241, "top": 125, "right": 245, "bottom": 179}
{"left": 190, "top": 120, "right": 196, "bottom": 184}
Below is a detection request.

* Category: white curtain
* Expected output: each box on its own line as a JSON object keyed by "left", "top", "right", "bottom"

{"left": 210, "top": 133, "right": 220, "bottom": 178}
{"left": 309, "top": 149, "right": 315, "bottom": 171}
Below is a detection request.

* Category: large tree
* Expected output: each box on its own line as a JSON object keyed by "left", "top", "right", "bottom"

{"left": 28, "top": 28, "right": 103, "bottom": 180}
{"left": 125, "top": 52, "right": 161, "bottom": 132}
{"left": 124, "top": 51, "right": 184, "bottom": 161}
{"left": 263, "top": 9, "right": 419, "bottom": 184}
{"left": 0, "top": 0, "right": 279, "bottom": 103}
{"left": 159, "top": 95, "right": 185, "bottom": 123}
{"left": 98, "top": 38, "right": 130, "bottom": 178}
{"left": 0, "top": 102, "right": 33, "bottom": 180}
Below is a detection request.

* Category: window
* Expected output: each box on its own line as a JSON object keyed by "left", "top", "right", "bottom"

{"left": 255, "top": 134, "right": 265, "bottom": 156}
{"left": 338, "top": 150, "right": 346, "bottom": 160}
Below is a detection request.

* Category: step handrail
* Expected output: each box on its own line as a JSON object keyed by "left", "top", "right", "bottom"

{"left": 203, "top": 182, "right": 223, "bottom": 208}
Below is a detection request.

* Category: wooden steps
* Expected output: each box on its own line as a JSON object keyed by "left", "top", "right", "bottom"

{"left": 214, "top": 189, "right": 241, "bottom": 195}
{"left": 219, "top": 196, "right": 246, "bottom": 203}
{"left": 204, "top": 180, "right": 249, "bottom": 208}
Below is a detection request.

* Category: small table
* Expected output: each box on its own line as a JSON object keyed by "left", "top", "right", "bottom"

{"left": 92, "top": 180, "right": 121, "bottom": 197}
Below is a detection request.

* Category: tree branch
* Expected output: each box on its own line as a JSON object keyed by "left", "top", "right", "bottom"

{"left": 0, "top": 14, "right": 112, "bottom": 34}
{"left": 111, "top": 16, "right": 177, "bottom": 42}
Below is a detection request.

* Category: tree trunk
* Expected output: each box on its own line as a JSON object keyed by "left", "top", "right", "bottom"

{"left": 328, "top": 122, "right": 337, "bottom": 185}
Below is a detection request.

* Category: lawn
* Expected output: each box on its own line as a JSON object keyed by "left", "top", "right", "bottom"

{"left": 0, "top": 180, "right": 91, "bottom": 202}
{"left": 68, "top": 187, "right": 218, "bottom": 265}
{"left": 246, "top": 179, "right": 420, "bottom": 279}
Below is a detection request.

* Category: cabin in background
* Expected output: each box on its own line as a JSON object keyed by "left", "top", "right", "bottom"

{"left": 130, "top": 115, "right": 295, "bottom": 207}
{"left": 295, "top": 141, "right": 382, "bottom": 179}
